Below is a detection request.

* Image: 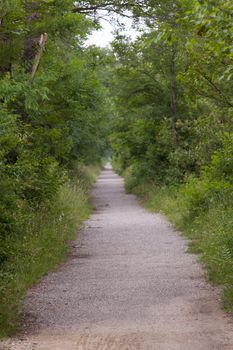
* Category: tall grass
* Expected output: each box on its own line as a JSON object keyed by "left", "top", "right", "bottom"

{"left": 0, "top": 165, "right": 100, "bottom": 337}
{"left": 124, "top": 169, "right": 233, "bottom": 315}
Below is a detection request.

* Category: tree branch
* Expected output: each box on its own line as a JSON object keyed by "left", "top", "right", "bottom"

{"left": 198, "top": 70, "right": 233, "bottom": 108}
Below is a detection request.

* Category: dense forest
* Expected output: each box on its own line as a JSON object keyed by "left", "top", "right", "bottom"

{"left": 0, "top": 0, "right": 232, "bottom": 336}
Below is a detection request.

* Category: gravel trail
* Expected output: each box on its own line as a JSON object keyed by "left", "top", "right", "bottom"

{"left": 2, "top": 165, "right": 233, "bottom": 349}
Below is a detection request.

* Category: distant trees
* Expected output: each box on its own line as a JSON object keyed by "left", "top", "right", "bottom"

{"left": 110, "top": 0, "right": 233, "bottom": 185}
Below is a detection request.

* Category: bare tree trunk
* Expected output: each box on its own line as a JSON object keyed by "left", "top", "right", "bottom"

{"left": 30, "top": 33, "right": 48, "bottom": 80}
{"left": 170, "top": 45, "right": 179, "bottom": 145}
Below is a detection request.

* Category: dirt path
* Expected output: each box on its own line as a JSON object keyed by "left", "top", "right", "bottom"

{"left": 2, "top": 165, "right": 233, "bottom": 350}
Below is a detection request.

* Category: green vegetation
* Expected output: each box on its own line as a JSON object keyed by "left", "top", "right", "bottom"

{"left": 124, "top": 157, "right": 233, "bottom": 312}
{"left": 110, "top": 1, "right": 233, "bottom": 313}
{"left": 0, "top": 0, "right": 110, "bottom": 336}
{"left": 0, "top": 164, "right": 100, "bottom": 337}
{"left": 0, "top": 0, "right": 233, "bottom": 337}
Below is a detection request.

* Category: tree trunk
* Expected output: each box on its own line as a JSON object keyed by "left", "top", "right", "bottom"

{"left": 170, "top": 45, "right": 179, "bottom": 145}
{"left": 30, "top": 33, "right": 48, "bottom": 80}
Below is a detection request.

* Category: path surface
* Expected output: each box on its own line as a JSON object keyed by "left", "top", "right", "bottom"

{"left": 2, "top": 165, "right": 233, "bottom": 350}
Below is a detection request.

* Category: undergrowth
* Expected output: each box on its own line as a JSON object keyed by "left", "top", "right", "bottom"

{"left": 123, "top": 162, "right": 233, "bottom": 315}
{"left": 0, "top": 164, "right": 100, "bottom": 338}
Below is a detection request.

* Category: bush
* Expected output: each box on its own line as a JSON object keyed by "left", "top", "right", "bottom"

{"left": 124, "top": 137, "right": 233, "bottom": 313}
{"left": 0, "top": 165, "right": 100, "bottom": 337}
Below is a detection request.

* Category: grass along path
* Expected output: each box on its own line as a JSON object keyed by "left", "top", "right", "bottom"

{"left": 0, "top": 165, "right": 100, "bottom": 338}
{"left": 124, "top": 171, "right": 233, "bottom": 315}
{"left": 1, "top": 165, "right": 233, "bottom": 350}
